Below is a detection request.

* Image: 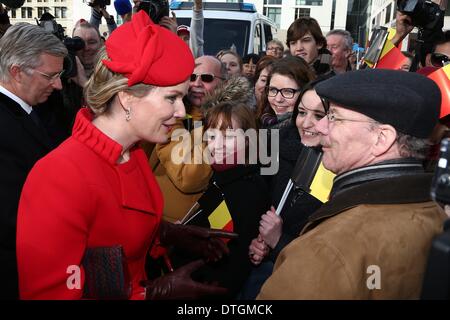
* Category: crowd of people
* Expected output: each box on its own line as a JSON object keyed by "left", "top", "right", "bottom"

{"left": 0, "top": 0, "right": 449, "bottom": 300}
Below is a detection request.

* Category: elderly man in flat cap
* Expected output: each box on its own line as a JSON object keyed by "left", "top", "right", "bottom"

{"left": 257, "top": 69, "right": 447, "bottom": 299}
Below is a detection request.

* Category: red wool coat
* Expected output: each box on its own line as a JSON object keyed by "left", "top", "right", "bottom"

{"left": 17, "top": 108, "right": 164, "bottom": 299}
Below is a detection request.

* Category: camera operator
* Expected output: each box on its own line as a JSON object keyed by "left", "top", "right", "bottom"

{"left": 0, "top": 22, "right": 67, "bottom": 300}
{"left": 133, "top": 0, "right": 177, "bottom": 33}
{"left": 391, "top": 1, "right": 447, "bottom": 71}
{"left": 88, "top": 0, "right": 117, "bottom": 36}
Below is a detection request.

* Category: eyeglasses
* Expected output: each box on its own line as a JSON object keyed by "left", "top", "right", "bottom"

{"left": 326, "top": 112, "right": 377, "bottom": 124}
{"left": 430, "top": 53, "right": 450, "bottom": 68}
{"left": 34, "top": 69, "right": 65, "bottom": 82}
{"left": 267, "top": 47, "right": 283, "bottom": 52}
{"left": 190, "top": 73, "right": 224, "bottom": 83}
{"left": 266, "top": 86, "right": 300, "bottom": 99}
{"left": 320, "top": 96, "right": 330, "bottom": 113}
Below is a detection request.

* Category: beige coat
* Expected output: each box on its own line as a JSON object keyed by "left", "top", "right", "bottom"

{"left": 149, "top": 106, "right": 212, "bottom": 222}
{"left": 257, "top": 174, "right": 446, "bottom": 299}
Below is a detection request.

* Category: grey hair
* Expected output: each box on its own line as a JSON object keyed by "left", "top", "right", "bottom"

{"left": 267, "top": 39, "right": 284, "bottom": 50}
{"left": 369, "top": 122, "right": 430, "bottom": 159}
{"left": 0, "top": 23, "right": 67, "bottom": 82}
{"left": 327, "top": 29, "right": 353, "bottom": 51}
{"left": 396, "top": 132, "right": 431, "bottom": 160}
{"left": 84, "top": 47, "right": 154, "bottom": 115}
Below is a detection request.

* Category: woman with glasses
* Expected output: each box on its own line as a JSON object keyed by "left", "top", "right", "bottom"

{"left": 266, "top": 39, "right": 284, "bottom": 59}
{"left": 240, "top": 77, "right": 334, "bottom": 299}
{"left": 258, "top": 56, "right": 314, "bottom": 129}
{"left": 17, "top": 11, "right": 233, "bottom": 300}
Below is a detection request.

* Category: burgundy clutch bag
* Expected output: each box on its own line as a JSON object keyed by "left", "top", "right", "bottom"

{"left": 81, "top": 245, "right": 132, "bottom": 300}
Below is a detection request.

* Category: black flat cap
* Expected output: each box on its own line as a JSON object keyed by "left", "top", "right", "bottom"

{"left": 315, "top": 69, "right": 441, "bottom": 138}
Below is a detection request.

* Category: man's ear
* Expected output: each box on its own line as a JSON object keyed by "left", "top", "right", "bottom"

{"left": 372, "top": 124, "right": 397, "bottom": 157}
{"left": 9, "top": 65, "right": 23, "bottom": 82}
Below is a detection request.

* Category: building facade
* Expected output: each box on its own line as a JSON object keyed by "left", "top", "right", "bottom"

{"left": 8, "top": 0, "right": 118, "bottom": 36}
{"left": 7, "top": 0, "right": 353, "bottom": 44}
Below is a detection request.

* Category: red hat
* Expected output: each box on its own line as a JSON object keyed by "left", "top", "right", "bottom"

{"left": 102, "top": 11, "right": 194, "bottom": 87}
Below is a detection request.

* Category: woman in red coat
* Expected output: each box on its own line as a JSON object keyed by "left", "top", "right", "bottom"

{"left": 16, "top": 11, "right": 233, "bottom": 300}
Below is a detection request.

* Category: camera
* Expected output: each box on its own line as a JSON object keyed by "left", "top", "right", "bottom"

{"left": 397, "top": 0, "right": 444, "bottom": 29}
{"left": 422, "top": 137, "right": 450, "bottom": 299}
{"left": 431, "top": 138, "right": 450, "bottom": 204}
{"left": 37, "top": 13, "right": 85, "bottom": 79}
{"left": 137, "top": 0, "right": 169, "bottom": 24}
{"left": 87, "top": 0, "right": 111, "bottom": 8}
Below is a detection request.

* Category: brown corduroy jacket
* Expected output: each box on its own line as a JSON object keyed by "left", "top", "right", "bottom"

{"left": 257, "top": 174, "right": 446, "bottom": 300}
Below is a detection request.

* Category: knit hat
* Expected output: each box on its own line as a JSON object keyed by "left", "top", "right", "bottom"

{"left": 114, "top": 0, "right": 132, "bottom": 16}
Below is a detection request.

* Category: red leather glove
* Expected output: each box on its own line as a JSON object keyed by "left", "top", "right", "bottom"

{"left": 159, "top": 221, "right": 238, "bottom": 263}
{"left": 141, "top": 260, "right": 228, "bottom": 300}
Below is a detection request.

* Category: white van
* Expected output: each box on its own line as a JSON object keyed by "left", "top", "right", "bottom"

{"left": 170, "top": 2, "right": 278, "bottom": 57}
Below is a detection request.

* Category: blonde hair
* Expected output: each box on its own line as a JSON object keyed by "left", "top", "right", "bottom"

{"left": 84, "top": 47, "right": 154, "bottom": 115}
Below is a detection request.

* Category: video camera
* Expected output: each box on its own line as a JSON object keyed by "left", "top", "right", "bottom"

{"left": 136, "top": 0, "right": 169, "bottom": 24}
{"left": 397, "top": 0, "right": 445, "bottom": 30}
{"left": 87, "top": 0, "right": 111, "bottom": 9}
{"left": 421, "top": 137, "right": 450, "bottom": 299}
{"left": 37, "top": 12, "right": 85, "bottom": 79}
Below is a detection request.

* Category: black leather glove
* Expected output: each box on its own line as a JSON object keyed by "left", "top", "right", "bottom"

{"left": 159, "top": 221, "right": 238, "bottom": 262}
{"left": 141, "top": 260, "right": 228, "bottom": 300}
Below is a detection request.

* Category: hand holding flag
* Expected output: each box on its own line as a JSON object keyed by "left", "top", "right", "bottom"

{"left": 159, "top": 221, "right": 238, "bottom": 263}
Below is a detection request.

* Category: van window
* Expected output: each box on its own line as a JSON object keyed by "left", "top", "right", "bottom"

{"left": 177, "top": 18, "right": 251, "bottom": 56}
{"left": 263, "top": 23, "right": 273, "bottom": 46}
{"left": 254, "top": 22, "right": 262, "bottom": 54}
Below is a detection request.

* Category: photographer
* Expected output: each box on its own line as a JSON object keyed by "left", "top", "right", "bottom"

{"left": 133, "top": 0, "right": 177, "bottom": 33}
{"left": 89, "top": 1, "right": 117, "bottom": 35}
{"left": 391, "top": 1, "right": 446, "bottom": 71}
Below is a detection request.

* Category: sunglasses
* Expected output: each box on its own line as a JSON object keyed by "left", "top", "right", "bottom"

{"left": 430, "top": 53, "right": 450, "bottom": 68}
{"left": 190, "top": 73, "right": 224, "bottom": 83}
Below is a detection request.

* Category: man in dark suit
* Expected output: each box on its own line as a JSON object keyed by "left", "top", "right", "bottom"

{"left": 0, "top": 22, "right": 67, "bottom": 299}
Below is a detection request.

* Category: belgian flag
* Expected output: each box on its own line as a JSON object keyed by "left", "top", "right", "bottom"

{"left": 428, "top": 64, "right": 450, "bottom": 119}
{"left": 181, "top": 187, "right": 234, "bottom": 243}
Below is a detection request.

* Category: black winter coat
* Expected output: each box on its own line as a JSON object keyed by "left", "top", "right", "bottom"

{"left": 267, "top": 124, "right": 323, "bottom": 261}
{"left": 172, "top": 164, "right": 270, "bottom": 298}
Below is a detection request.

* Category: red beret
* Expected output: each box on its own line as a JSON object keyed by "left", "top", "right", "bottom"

{"left": 102, "top": 11, "right": 194, "bottom": 87}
